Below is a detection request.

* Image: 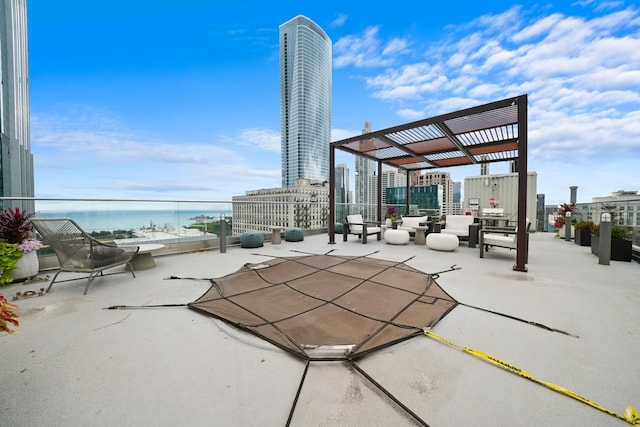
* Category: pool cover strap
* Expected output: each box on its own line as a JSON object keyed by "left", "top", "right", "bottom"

{"left": 423, "top": 328, "right": 640, "bottom": 425}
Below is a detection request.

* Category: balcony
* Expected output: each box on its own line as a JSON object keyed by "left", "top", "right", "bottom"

{"left": 2, "top": 198, "right": 640, "bottom": 425}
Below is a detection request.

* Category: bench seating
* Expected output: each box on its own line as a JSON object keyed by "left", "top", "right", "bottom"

{"left": 343, "top": 214, "right": 381, "bottom": 244}
{"left": 396, "top": 215, "right": 429, "bottom": 235}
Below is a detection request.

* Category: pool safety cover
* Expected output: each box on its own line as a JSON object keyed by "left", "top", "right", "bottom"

{"left": 189, "top": 254, "right": 458, "bottom": 361}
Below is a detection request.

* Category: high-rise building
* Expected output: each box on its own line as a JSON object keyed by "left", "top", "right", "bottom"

{"left": 0, "top": 0, "right": 34, "bottom": 212}
{"left": 279, "top": 15, "right": 332, "bottom": 187}
{"left": 232, "top": 179, "right": 329, "bottom": 235}
{"left": 452, "top": 181, "right": 462, "bottom": 215}
{"left": 355, "top": 121, "right": 377, "bottom": 220}
{"left": 414, "top": 171, "right": 454, "bottom": 215}
{"left": 334, "top": 163, "right": 349, "bottom": 222}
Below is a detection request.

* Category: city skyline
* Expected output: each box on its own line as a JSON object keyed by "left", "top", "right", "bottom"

{"left": 27, "top": 1, "right": 640, "bottom": 206}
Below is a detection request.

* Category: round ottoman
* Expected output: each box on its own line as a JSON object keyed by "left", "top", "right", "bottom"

{"left": 384, "top": 229, "right": 410, "bottom": 245}
{"left": 334, "top": 222, "right": 344, "bottom": 235}
{"left": 427, "top": 233, "right": 459, "bottom": 251}
{"left": 284, "top": 228, "right": 304, "bottom": 242}
{"left": 240, "top": 231, "right": 264, "bottom": 248}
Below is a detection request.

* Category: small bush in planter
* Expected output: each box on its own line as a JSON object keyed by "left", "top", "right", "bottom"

{"left": 574, "top": 220, "right": 596, "bottom": 246}
{"left": 592, "top": 224, "right": 632, "bottom": 261}
{"left": 594, "top": 224, "right": 630, "bottom": 239}
{"left": 611, "top": 225, "right": 630, "bottom": 240}
{"left": 576, "top": 220, "right": 596, "bottom": 233}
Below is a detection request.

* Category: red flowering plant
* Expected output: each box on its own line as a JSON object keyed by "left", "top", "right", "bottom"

{"left": 0, "top": 294, "right": 19, "bottom": 334}
{"left": 0, "top": 208, "right": 42, "bottom": 285}
{"left": 0, "top": 207, "right": 40, "bottom": 246}
{"left": 0, "top": 207, "right": 42, "bottom": 252}
{"left": 554, "top": 202, "right": 579, "bottom": 229}
{"left": 384, "top": 206, "right": 399, "bottom": 222}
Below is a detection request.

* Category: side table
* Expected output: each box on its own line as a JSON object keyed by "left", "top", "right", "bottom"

{"left": 413, "top": 226, "right": 428, "bottom": 245}
{"left": 270, "top": 226, "right": 282, "bottom": 244}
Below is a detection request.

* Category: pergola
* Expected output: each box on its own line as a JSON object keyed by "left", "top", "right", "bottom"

{"left": 329, "top": 94, "right": 529, "bottom": 272}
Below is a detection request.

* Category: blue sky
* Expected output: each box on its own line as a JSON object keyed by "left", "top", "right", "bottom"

{"left": 28, "top": 1, "right": 640, "bottom": 206}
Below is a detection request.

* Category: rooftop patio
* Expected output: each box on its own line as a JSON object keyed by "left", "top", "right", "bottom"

{"left": 2, "top": 231, "right": 639, "bottom": 426}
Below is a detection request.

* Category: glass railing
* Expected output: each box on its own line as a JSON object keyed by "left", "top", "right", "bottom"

{"left": 1, "top": 198, "right": 237, "bottom": 257}
{"left": 3, "top": 197, "right": 638, "bottom": 251}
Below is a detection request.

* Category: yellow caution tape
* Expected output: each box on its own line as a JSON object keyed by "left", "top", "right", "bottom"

{"left": 423, "top": 328, "right": 640, "bottom": 425}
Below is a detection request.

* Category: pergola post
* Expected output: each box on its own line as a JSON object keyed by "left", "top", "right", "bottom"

{"left": 329, "top": 144, "right": 336, "bottom": 244}
{"left": 377, "top": 161, "right": 382, "bottom": 223}
{"left": 514, "top": 95, "right": 528, "bottom": 271}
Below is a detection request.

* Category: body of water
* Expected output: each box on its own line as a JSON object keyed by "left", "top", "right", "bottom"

{"left": 35, "top": 210, "right": 227, "bottom": 233}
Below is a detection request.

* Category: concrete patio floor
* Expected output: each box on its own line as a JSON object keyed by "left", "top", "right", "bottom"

{"left": 1, "top": 232, "right": 639, "bottom": 426}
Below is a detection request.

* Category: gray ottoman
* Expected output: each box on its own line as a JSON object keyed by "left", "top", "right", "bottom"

{"left": 334, "top": 222, "right": 344, "bottom": 234}
{"left": 240, "top": 231, "right": 264, "bottom": 248}
{"left": 284, "top": 228, "right": 304, "bottom": 242}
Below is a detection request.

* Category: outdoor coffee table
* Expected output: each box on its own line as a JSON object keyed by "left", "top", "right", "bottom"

{"left": 124, "top": 243, "right": 165, "bottom": 270}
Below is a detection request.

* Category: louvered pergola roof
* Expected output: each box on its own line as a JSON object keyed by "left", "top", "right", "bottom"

{"left": 328, "top": 94, "right": 530, "bottom": 271}
{"left": 331, "top": 95, "right": 524, "bottom": 171}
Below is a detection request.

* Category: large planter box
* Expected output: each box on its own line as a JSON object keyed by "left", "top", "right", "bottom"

{"left": 591, "top": 234, "right": 598, "bottom": 255}
{"left": 575, "top": 228, "right": 591, "bottom": 246}
{"left": 590, "top": 234, "right": 632, "bottom": 261}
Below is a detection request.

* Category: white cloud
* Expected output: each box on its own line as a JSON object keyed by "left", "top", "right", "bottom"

{"left": 334, "top": 26, "right": 409, "bottom": 68}
{"left": 336, "top": 3, "right": 640, "bottom": 170}
{"left": 330, "top": 13, "right": 348, "bottom": 28}
{"left": 30, "top": 108, "right": 281, "bottom": 199}
{"left": 232, "top": 128, "right": 281, "bottom": 152}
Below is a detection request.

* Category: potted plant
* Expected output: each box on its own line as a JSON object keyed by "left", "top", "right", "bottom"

{"left": 574, "top": 220, "right": 595, "bottom": 246}
{"left": 591, "top": 224, "right": 632, "bottom": 261}
{"left": 0, "top": 207, "right": 42, "bottom": 283}
{"left": 554, "top": 203, "right": 578, "bottom": 239}
{"left": 384, "top": 206, "right": 399, "bottom": 228}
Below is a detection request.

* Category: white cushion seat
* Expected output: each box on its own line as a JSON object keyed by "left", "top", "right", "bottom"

{"left": 396, "top": 215, "right": 429, "bottom": 235}
{"left": 427, "top": 233, "right": 459, "bottom": 251}
{"left": 441, "top": 215, "right": 474, "bottom": 239}
{"left": 343, "top": 214, "right": 382, "bottom": 244}
{"left": 384, "top": 229, "right": 410, "bottom": 245}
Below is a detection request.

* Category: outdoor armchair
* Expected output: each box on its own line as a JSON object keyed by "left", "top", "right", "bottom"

{"left": 343, "top": 214, "right": 381, "bottom": 244}
{"left": 31, "top": 218, "right": 139, "bottom": 295}
{"left": 479, "top": 218, "right": 531, "bottom": 260}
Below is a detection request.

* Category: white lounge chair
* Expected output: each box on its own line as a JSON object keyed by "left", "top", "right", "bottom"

{"left": 479, "top": 218, "right": 531, "bottom": 259}
{"left": 343, "top": 214, "right": 381, "bottom": 244}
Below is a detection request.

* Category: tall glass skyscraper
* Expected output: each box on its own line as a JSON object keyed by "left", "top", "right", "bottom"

{"left": 0, "top": 0, "right": 34, "bottom": 212}
{"left": 279, "top": 15, "right": 331, "bottom": 188}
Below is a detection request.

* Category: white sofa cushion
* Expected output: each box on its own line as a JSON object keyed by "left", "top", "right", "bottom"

{"left": 397, "top": 216, "right": 429, "bottom": 233}
{"left": 441, "top": 215, "right": 474, "bottom": 238}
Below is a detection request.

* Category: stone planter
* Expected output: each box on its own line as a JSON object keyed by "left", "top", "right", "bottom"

{"left": 10, "top": 250, "right": 39, "bottom": 282}
{"left": 590, "top": 235, "right": 632, "bottom": 261}
{"left": 575, "top": 228, "right": 591, "bottom": 246}
{"left": 559, "top": 224, "right": 574, "bottom": 239}
{"left": 611, "top": 238, "right": 633, "bottom": 262}
{"left": 591, "top": 234, "right": 598, "bottom": 255}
